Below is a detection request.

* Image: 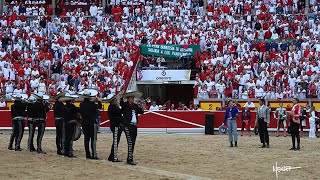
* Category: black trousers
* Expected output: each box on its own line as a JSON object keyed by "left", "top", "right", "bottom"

{"left": 258, "top": 118, "right": 269, "bottom": 144}
{"left": 64, "top": 122, "right": 76, "bottom": 156}
{"left": 55, "top": 119, "right": 65, "bottom": 153}
{"left": 28, "top": 121, "right": 46, "bottom": 151}
{"left": 291, "top": 122, "right": 300, "bottom": 148}
{"left": 123, "top": 124, "right": 137, "bottom": 161}
{"left": 9, "top": 120, "right": 25, "bottom": 149}
{"left": 108, "top": 126, "right": 123, "bottom": 161}
{"left": 83, "top": 123, "right": 98, "bottom": 158}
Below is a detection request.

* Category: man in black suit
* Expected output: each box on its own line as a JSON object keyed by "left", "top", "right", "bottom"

{"left": 79, "top": 90, "right": 102, "bottom": 159}
{"left": 107, "top": 94, "right": 123, "bottom": 162}
{"left": 121, "top": 91, "right": 144, "bottom": 165}
{"left": 8, "top": 94, "right": 28, "bottom": 151}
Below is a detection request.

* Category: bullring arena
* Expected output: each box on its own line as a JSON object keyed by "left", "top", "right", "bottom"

{"left": 0, "top": 109, "right": 319, "bottom": 180}
{"left": 1, "top": 131, "right": 319, "bottom": 180}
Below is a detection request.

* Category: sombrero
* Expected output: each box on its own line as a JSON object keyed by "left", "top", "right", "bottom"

{"left": 25, "top": 95, "right": 37, "bottom": 104}
{"left": 59, "top": 93, "right": 79, "bottom": 102}
{"left": 32, "top": 93, "right": 50, "bottom": 101}
{"left": 123, "top": 90, "right": 143, "bottom": 98}
{"left": 219, "top": 125, "right": 228, "bottom": 134}
{"left": 12, "top": 93, "right": 28, "bottom": 101}
{"left": 99, "top": 94, "right": 117, "bottom": 103}
{"left": 50, "top": 92, "right": 66, "bottom": 101}
{"left": 78, "top": 89, "right": 98, "bottom": 99}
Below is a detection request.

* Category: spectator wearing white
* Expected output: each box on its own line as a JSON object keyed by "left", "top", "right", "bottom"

{"left": 244, "top": 99, "right": 255, "bottom": 108}
{"left": 31, "top": 67, "right": 40, "bottom": 77}
{"left": 156, "top": 54, "right": 166, "bottom": 67}
{"left": 215, "top": 80, "right": 226, "bottom": 99}
{"left": 255, "top": 85, "right": 265, "bottom": 98}
{"left": 247, "top": 79, "right": 256, "bottom": 90}
{"left": 0, "top": 95, "right": 6, "bottom": 107}
{"left": 240, "top": 86, "right": 249, "bottom": 99}
{"left": 5, "top": 81, "right": 14, "bottom": 97}
{"left": 30, "top": 76, "right": 39, "bottom": 89}
{"left": 89, "top": 4, "right": 98, "bottom": 16}
{"left": 38, "top": 79, "right": 47, "bottom": 94}
{"left": 13, "top": 84, "right": 24, "bottom": 94}
{"left": 198, "top": 84, "right": 209, "bottom": 99}
{"left": 149, "top": 101, "right": 159, "bottom": 111}
{"left": 24, "top": 64, "right": 31, "bottom": 80}
{"left": 2, "top": 64, "right": 10, "bottom": 80}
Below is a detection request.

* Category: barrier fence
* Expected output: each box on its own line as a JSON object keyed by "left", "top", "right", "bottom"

{"left": 0, "top": 110, "right": 312, "bottom": 131}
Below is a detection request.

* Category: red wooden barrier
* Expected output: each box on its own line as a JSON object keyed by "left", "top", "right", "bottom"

{"left": 0, "top": 110, "right": 310, "bottom": 129}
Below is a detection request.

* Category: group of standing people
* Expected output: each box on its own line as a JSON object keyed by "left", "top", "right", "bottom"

{"left": 8, "top": 89, "right": 144, "bottom": 165}
{"left": 9, "top": 93, "right": 50, "bottom": 153}
{"left": 222, "top": 98, "right": 318, "bottom": 151}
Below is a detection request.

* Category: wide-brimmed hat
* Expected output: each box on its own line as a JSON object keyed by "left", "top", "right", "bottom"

{"left": 31, "top": 92, "right": 50, "bottom": 101}
{"left": 50, "top": 92, "right": 66, "bottom": 101}
{"left": 123, "top": 90, "right": 143, "bottom": 98}
{"left": 100, "top": 94, "right": 118, "bottom": 103}
{"left": 12, "top": 93, "right": 28, "bottom": 101}
{"left": 59, "top": 93, "right": 79, "bottom": 102}
{"left": 25, "top": 95, "right": 37, "bottom": 104}
{"left": 219, "top": 125, "right": 228, "bottom": 134}
{"left": 78, "top": 89, "right": 98, "bottom": 99}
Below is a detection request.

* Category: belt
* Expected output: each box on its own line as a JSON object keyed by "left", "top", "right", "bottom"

{"left": 130, "top": 123, "right": 137, "bottom": 126}
{"left": 13, "top": 116, "right": 25, "bottom": 121}
{"left": 55, "top": 117, "right": 63, "bottom": 120}
{"left": 28, "top": 118, "right": 46, "bottom": 121}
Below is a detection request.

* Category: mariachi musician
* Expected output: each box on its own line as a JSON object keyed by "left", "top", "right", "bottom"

{"left": 121, "top": 90, "right": 144, "bottom": 165}
{"left": 52, "top": 92, "right": 66, "bottom": 155}
{"left": 106, "top": 94, "right": 123, "bottom": 162}
{"left": 79, "top": 89, "right": 102, "bottom": 160}
{"left": 8, "top": 94, "right": 28, "bottom": 151}
{"left": 61, "top": 93, "right": 80, "bottom": 158}
{"left": 27, "top": 93, "right": 50, "bottom": 154}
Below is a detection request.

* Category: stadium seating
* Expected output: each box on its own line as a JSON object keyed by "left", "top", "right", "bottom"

{"left": 0, "top": 0, "right": 319, "bottom": 101}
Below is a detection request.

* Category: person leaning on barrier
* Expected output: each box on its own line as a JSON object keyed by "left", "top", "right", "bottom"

{"left": 8, "top": 94, "right": 28, "bottom": 151}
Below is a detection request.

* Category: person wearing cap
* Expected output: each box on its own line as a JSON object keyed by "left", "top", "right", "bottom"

{"left": 107, "top": 94, "right": 123, "bottom": 162}
{"left": 26, "top": 93, "right": 50, "bottom": 154}
{"left": 79, "top": 90, "right": 102, "bottom": 159}
{"left": 53, "top": 92, "right": 67, "bottom": 155}
{"left": 8, "top": 94, "right": 28, "bottom": 151}
{"left": 288, "top": 98, "right": 302, "bottom": 150}
{"left": 120, "top": 91, "right": 144, "bottom": 165}
{"left": 255, "top": 98, "right": 271, "bottom": 148}
{"left": 222, "top": 100, "right": 240, "bottom": 147}
{"left": 63, "top": 94, "right": 80, "bottom": 158}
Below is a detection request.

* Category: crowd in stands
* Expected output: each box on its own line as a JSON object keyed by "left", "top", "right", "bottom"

{"left": 0, "top": 0, "right": 320, "bottom": 101}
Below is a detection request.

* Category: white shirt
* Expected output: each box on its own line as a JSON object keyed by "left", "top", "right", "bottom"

{"left": 0, "top": 101, "right": 6, "bottom": 107}
{"left": 149, "top": 105, "right": 159, "bottom": 111}
{"left": 244, "top": 102, "right": 255, "bottom": 108}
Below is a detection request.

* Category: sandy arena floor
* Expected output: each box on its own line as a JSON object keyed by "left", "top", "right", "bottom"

{"left": 0, "top": 130, "right": 319, "bottom": 180}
